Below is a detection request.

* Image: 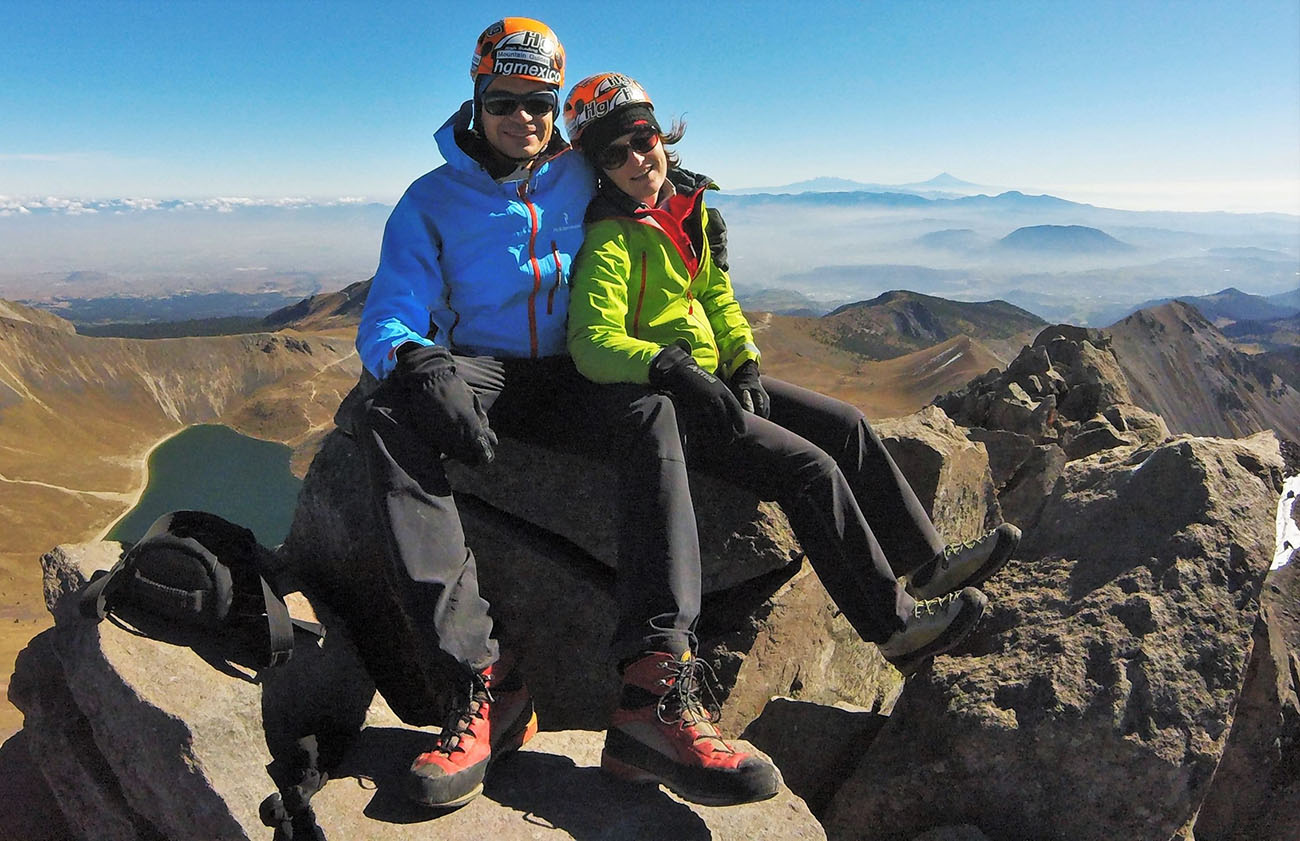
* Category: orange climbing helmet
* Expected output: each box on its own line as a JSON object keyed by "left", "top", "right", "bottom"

{"left": 470, "top": 17, "right": 565, "bottom": 87}
{"left": 563, "top": 72, "right": 655, "bottom": 148}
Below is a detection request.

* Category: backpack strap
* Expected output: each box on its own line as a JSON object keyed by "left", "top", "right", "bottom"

{"left": 259, "top": 576, "right": 326, "bottom": 669}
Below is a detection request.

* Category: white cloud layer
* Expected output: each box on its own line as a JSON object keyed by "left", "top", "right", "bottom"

{"left": 0, "top": 195, "right": 386, "bottom": 216}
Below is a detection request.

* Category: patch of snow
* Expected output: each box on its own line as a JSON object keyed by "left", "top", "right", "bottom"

{"left": 1272, "top": 474, "right": 1300, "bottom": 570}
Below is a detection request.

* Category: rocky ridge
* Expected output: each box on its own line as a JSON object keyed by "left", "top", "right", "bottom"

{"left": 4, "top": 311, "right": 1299, "bottom": 840}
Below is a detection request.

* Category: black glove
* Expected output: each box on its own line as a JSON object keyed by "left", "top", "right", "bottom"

{"left": 728, "top": 360, "right": 770, "bottom": 419}
{"left": 649, "top": 342, "right": 747, "bottom": 441}
{"left": 390, "top": 343, "right": 497, "bottom": 465}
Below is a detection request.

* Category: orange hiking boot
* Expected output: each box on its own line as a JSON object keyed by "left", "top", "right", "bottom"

{"left": 601, "top": 651, "right": 779, "bottom": 806}
{"left": 407, "top": 655, "right": 538, "bottom": 809}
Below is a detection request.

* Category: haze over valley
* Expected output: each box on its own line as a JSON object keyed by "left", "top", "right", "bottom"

{"left": 4, "top": 179, "right": 1295, "bottom": 329}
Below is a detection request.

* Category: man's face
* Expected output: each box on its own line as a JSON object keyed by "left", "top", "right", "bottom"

{"left": 480, "top": 77, "right": 555, "bottom": 161}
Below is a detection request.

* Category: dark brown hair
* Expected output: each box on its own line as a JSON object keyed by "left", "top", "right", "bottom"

{"left": 661, "top": 117, "right": 686, "bottom": 169}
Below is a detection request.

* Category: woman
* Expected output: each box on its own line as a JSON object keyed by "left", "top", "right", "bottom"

{"left": 562, "top": 73, "right": 1021, "bottom": 806}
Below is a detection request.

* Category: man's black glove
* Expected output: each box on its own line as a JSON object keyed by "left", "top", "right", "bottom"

{"left": 390, "top": 343, "right": 497, "bottom": 465}
{"left": 649, "top": 342, "right": 747, "bottom": 441}
{"left": 728, "top": 360, "right": 770, "bottom": 419}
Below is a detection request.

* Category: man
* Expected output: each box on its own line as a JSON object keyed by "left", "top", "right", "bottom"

{"left": 353, "top": 17, "right": 593, "bottom": 809}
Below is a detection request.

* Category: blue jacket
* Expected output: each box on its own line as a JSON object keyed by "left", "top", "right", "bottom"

{"left": 357, "top": 102, "right": 595, "bottom": 379}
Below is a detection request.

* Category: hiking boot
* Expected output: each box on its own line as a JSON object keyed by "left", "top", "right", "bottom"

{"left": 878, "top": 586, "right": 989, "bottom": 676}
{"left": 407, "top": 654, "right": 538, "bottom": 809}
{"left": 906, "top": 523, "right": 1021, "bottom": 600}
{"left": 601, "top": 651, "right": 780, "bottom": 806}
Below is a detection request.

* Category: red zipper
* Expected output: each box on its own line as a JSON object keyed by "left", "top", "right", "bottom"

{"left": 519, "top": 181, "right": 542, "bottom": 357}
{"left": 631, "top": 251, "right": 648, "bottom": 338}
{"left": 547, "top": 240, "right": 562, "bottom": 315}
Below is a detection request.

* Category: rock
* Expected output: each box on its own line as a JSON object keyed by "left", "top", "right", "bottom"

{"left": 876, "top": 406, "right": 1001, "bottom": 544}
{"left": 909, "top": 828, "right": 993, "bottom": 841}
{"left": 935, "top": 324, "right": 1138, "bottom": 450}
{"left": 1194, "top": 558, "right": 1300, "bottom": 840}
{"left": 315, "top": 729, "right": 825, "bottom": 841}
{"left": 22, "top": 541, "right": 375, "bottom": 841}
{"left": 16, "top": 541, "right": 826, "bottom": 840}
{"left": 1102, "top": 403, "right": 1170, "bottom": 447}
{"left": 445, "top": 436, "right": 800, "bottom": 594}
{"left": 7, "top": 632, "right": 149, "bottom": 841}
{"left": 283, "top": 429, "right": 900, "bottom": 735}
{"left": 821, "top": 434, "right": 1283, "bottom": 841}
{"left": 0, "top": 728, "right": 75, "bottom": 841}
{"left": 996, "top": 444, "right": 1067, "bottom": 537}
{"left": 1062, "top": 417, "right": 1132, "bottom": 460}
{"left": 742, "top": 697, "right": 890, "bottom": 816}
{"left": 698, "top": 561, "right": 902, "bottom": 738}
{"left": 963, "top": 428, "right": 1036, "bottom": 490}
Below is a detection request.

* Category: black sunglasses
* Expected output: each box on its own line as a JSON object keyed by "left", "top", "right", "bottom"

{"left": 594, "top": 131, "right": 660, "bottom": 170}
{"left": 481, "top": 91, "right": 558, "bottom": 117}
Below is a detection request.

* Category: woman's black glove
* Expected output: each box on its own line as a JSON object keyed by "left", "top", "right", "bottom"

{"left": 390, "top": 343, "right": 497, "bottom": 465}
{"left": 728, "top": 360, "right": 770, "bottom": 419}
{"left": 649, "top": 342, "right": 747, "bottom": 441}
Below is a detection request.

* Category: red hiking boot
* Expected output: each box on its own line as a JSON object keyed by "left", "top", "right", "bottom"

{"left": 407, "top": 654, "right": 538, "bottom": 809}
{"left": 601, "top": 651, "right": 780, "bottom": 806}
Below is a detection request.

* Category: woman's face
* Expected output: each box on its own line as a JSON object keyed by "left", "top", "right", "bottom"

{"left": 601, "top": 130, "right": 667, "bottom": 206}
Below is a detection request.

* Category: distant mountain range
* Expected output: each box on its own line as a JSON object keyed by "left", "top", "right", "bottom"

{"left": 1125, "top": 287, "right": 1300, "bottom": 325}
{"left": 725, "top": 172, "right": 998, "bottom": 198}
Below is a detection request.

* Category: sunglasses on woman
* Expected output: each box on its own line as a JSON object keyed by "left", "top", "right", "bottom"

{"left": 481, "top": 90, "right": 558, "bottom": 117}
{"left": 594, "top": 131, "right": 660, "bottom": 170}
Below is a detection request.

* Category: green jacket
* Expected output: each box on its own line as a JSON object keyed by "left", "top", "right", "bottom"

{"left": 567, "top": 169, "right": 761, "bottom": 384}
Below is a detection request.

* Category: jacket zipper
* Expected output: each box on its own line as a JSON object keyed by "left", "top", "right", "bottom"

{"left": 519, "top": 181, "right": 542, "bottom": 357}
{"left": 547, "top": 240, "right": 562, "bottom": 315}
{"left": 631, "top": 251, "right": 648, "bottom": 338}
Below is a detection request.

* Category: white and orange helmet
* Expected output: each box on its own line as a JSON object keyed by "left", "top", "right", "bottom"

{"left": 470, "top": 17, "right": 566, "bottom": 87}
{"left": 563, "top": 72, "right": 655, "bottom": 148}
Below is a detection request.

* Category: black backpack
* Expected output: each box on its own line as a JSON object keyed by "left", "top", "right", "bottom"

{"left": 79, "top": 510, "right": 322, "bottom": 668}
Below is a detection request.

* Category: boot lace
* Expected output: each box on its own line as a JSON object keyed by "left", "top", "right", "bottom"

{"left": 913, "top": 590, "right": 959, "bottom": 618}
{"left": 434, "top": 672, "right": 493, "bottom": 757}
{"left": 942, "top": 533, "right": 986, "bottom": 563}
{"left": 655, "top": 654, "right": 724, "bottom": 731}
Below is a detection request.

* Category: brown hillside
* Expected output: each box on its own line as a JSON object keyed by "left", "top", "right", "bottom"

{"left": 754, "top": 311, "right": 1007, "bottom": 419}
{"left": 812, "top": 290, "right": 1043, "bottom": 364}
{"left": 1107, "top": 301, "right": 1300, "bottom": 442}
{"left": 0, "top": 307, "right": 361, "bottom": 735}
{"left": 0, "top": 300, "right": 77, "bottom": 334}
{"left": 263, "top": 278, "right": 370, "bottom": 332}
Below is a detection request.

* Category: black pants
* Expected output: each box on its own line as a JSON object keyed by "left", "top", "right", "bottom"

{"left": 354, "top": 356, "right": 942, "bottom": 677}
{"left": 621, "top": 375, "right": 942, "bottom": 658}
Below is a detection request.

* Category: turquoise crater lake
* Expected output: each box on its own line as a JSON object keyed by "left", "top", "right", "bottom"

{"left": 107, "top": 424, "right": 302, "bottom": 547}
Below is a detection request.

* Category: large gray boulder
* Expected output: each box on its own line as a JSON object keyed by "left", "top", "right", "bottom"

{"left": 1194, "top": 557, "right": 1300, "bottom": 840}
{"left": 12, "top": 541, "right": 826, "bottom": 841}
{"left": 821, "top": 433, "right": 1284, "bottom": 841}
{"left": 876, "top": 405, "right": 1001, "bottom": 544}
{"left": 445, "top": 437, "right": 800, "bottom": 593}
{"left": 282, "top": 418, "right": 996, "bottom": 735}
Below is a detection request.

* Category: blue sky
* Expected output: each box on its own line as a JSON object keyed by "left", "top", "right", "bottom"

{"left": 3, "top": 0, "right": 1298, "bottom": 212}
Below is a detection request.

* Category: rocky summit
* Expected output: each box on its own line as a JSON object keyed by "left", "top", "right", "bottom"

{"left": 5, "top": 321, "right": 1300, "bottom": 840}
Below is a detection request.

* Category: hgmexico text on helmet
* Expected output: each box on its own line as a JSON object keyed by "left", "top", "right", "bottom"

{"left": 471, "top": 17, "right": 566, "bottom": 87}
